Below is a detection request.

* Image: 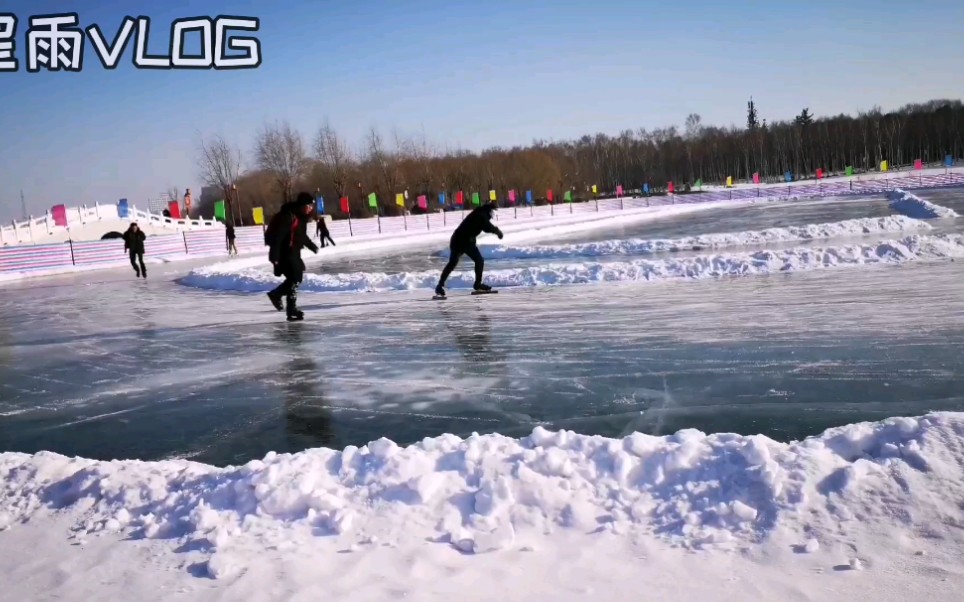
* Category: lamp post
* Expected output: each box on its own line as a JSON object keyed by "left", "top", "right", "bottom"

{"left": 231, "top": 183, "right": 242, "bottom": 226}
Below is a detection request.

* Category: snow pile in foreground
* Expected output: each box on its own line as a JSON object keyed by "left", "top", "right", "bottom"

{"left": 178, "top": 234, "right": 964, "bottom": 294}
{"left": 1, "top": 413, "right": 962, "bottom": 574}
{"left": 466, "top": 215, "right": 934, "bottom": 260}
{"left": 887, "top": 189, "right": 959, "bottom": 219}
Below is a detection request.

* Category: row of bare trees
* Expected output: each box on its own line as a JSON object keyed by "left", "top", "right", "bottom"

{"left": 193, "top": 98, "right": 964, "bottom": 223}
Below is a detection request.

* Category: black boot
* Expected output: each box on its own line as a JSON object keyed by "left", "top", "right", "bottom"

{"left": 285, "top": 290, "right": 304, "bottom": 321}
{"left": 267, "top": 290, "right": 284, "bottom": 311}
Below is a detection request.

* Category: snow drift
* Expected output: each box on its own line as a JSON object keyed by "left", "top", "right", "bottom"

{"left": 1, "top": 412, "right": 962, "bottom": 571}
{"left": 887, "top": 189, "right": 959, "bottom": 219}
{"left": 463, "top": 215, "right": 934, "bottom": 261}
{"left": 178, "top": 234, "right": 964, "bottom": 294}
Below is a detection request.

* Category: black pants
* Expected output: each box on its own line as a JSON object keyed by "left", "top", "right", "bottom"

{"left": 271, "top": 258, "right": 304, "bottom": 312}
{"left": 438, "top": 241, "right": 483, "bottom": 287}
{"left": 129, "top": 251, "right": 146, "bottom": 275}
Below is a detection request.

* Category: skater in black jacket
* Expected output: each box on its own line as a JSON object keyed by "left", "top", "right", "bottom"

{"left": 265, "top": 193, "right": 319, "bottom": 320}
{"left": 316, "top": 216, "right": 336, "bottom": 248}
{"left": 123, "top": 223, "right": 147, "bottom": 278}
{"left": 435, "top": 202, "right": 503, "bottom": 297}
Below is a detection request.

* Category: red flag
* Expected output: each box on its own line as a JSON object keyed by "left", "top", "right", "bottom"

{"left": 816, "top": 168, "right": 824, "bottom": 179}
{"left": 339, "top": 196, "right": 349, "bottom": 213}
{"left": 667, "top": 181, "right": 675, "bottom": 193}
{"left": 417, "top": 195, "right": 427, "bottom": 209}
{"left": 547, "top": 189, "right": 554, "bottom": 202}
{"left": 753, "top": 172, "right": 760, "bottom": 184}
{"left": 914, "top": 159, "right": 923, "bottom": 170}
{"left": 456, "top": 190, "right": 464, "bottom": 205}
{"left": 167, "top": 200, "right": 181, "bottom": 219}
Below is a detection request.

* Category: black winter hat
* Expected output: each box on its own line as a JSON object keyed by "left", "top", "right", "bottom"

{"left": 295, "top": 192, "right": 315, "bottom": 206}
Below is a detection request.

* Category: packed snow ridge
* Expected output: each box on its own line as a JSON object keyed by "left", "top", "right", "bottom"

{"left": 465, "top": 215, "right": 934, "bottom": 260}
{"left": 887, "top": 188, "right": 959, "bottom": 219}
{"left": 1, "top": 413, "right": 962, "bottom": 573}
{"left": 178, "top": 234, "right": 964, "bottom": 294}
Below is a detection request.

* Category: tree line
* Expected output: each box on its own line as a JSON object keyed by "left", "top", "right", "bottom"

{"left": 192, "top": 98, "right": 964, "bottom": 224}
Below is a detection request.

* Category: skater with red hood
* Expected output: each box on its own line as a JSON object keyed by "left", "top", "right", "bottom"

{"left": 265, "top": 192, "right": 319, "bottom": 321}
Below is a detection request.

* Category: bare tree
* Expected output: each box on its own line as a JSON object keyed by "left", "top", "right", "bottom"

{"left": 313, "top": 119, "right": 353, "bottom": 199}
{"left": 256, "top": 120, "right": 309, "bottom": 204}
{"left": 197, "top": 133, "right": 242, "bottom": 222}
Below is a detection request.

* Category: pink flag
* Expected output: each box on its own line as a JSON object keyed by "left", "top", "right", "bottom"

{"left": 914, "top": 159, "right": 923, "bottom": 170}
{"left": 508, "top": 189, "right": 516, "bottom": 203}
{"left": 816, "top": 168, "right": 824, "bottom": 179}
{"left": 51, "top": 204, "right": 67, "bottom": 227}
{"left": 417, "top": 195, "right": 427, "bottom": 209}
{"left": 753, "top": 172, "right": 760, "bottom": 184}
{"left": 616, "top": 185, "right": 623, "bottom": 197}
{"left": 667, "top": 181, "right": 675, "bottom": 193}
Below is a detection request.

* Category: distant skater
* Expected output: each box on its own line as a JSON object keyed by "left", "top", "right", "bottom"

{"left": 225, "top": 223, "right": 238, "bottom": 255}
{"left": 265, "top": 192, "right": 319, "bottom": 321}
{"left": 435, "top": 201, "right": 503, "bottom": 298}
{"left": 123, "top": 222, "right": 147, "bottom": 278}
{"left": 316, "top": 216, "right": 336, "bottom": 248}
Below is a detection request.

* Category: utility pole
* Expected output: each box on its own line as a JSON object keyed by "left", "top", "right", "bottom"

{"left": 20, "top": 190, "right": 27, "bottom": 220}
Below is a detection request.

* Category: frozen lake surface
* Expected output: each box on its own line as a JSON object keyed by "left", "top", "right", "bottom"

{"left": 1, "top": 189, "right": 963, "bottom": 467}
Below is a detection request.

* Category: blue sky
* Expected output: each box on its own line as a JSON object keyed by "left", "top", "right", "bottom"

{"left": 1, "top": 0, "right": 963, "bottom": 220}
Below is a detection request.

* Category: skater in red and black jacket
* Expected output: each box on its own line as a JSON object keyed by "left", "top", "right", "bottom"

{"left": 435, "top": 202, "right": 503, "bottom": 298}
{"left": 265, "top": 192, "right": 318, "bottom": 321}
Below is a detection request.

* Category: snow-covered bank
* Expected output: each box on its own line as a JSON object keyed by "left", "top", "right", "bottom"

{"left": 178, "top": 234, "right": 964, "bottom": 294}
{"left": 463, "top": 215, "right": 933, "bottom": 261}
{"left": 887, "top": 188, "right": 960, "bottom": 219}
{"left": 1, "top": 412, "right": 963, "bottom": 599}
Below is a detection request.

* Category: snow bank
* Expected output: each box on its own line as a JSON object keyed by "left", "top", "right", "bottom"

{"left": 1, "top": 412, "right": 962, "bottom": 567}
{"left": 465, "top": 215, "right": 933, "bottom": 261}
{"left": 887, "top": 189, "right": 959, "bottom": 219}
{"left": 178, "top": 234, "right": 964, "bottom": 294}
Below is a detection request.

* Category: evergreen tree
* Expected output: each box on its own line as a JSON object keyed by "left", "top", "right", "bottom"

{"left": 747, "top": 97, "right": 759, "bottom": 130}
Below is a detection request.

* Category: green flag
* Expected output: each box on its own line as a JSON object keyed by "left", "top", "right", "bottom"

{"left": 694, "top": 178, "right": 702, "bottom": 188}
{"left": 368, "top": 192, "right": 377, "bottom": 208}
{"left": 564, "top": 190, "right": 572, "bottom": 202}
{"left": 472, "top": 192, "right": 480, "bottom": 206}
{"left": 214, "top": 200, "right": 226, "bottom": 221}
{"left": 845, "top": 166, "right": 854, "bottom": 176}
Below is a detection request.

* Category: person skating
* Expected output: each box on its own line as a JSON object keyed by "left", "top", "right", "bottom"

{"left": 265, "top": 192, "right": 319, "bottom": 321}
{"left": 123, "top": 222, "right": 147, "bottom": 278}
{"left": 435, "top": 201, "right": 503, "bottom": 297}
{"left": 316, "top": 216, "right": 335, "bottom": 248}
{"left": 225, "top": 223, "right": 238, "bottom": 255}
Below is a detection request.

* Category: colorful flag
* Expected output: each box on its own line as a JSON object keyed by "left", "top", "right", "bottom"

{"left": 214, "top": 200, "right": 226, "bottom": 221}
{"left": 395, "top": 193, "right": 405, "bottom": 207}
{"left": 339, "top": 196, "right": 350, "bottom": 213}
{"left": 316, "top": 195, "right": 324, "bottom": 213}
{"left": 881, "top": 160, "right": 889, "bottom": 172}
{"left": 117, "top": 198, "right": 129, "bottom": 218}
{"left": 616, "top": 185, "right": 623, "bottom": 197}
{"left": 752, "top": 172, "right": 760, "bottom": 184}
{"left": 547, "top": 189, "right": 554, "bottom": 202}
{"left": 439, "top": 192, "right": 446, "bottom": 205}
{"left": 51, "top": 204, "right": 67, "bottom": 227}
{"left": 643, "top": 183, "right": 650, "bottom": 194}
{"left": 816, "top": 168, "right": 824, "bottom": 179}
{"left": 489, "top": 190, "right": 497, "bottom": 202}
{"left": 591, "top": 184, "right": 597, "bottom": 195}
{"left": 508, "top": 189, "right": 516, "bottom": 203}
{"left": 564, "top": 190, "right": 572, "bottom": 202}
{"left": 456, "top": 191, "right": 464, "bottom": 205}
{"left": 693, "top": 179, "right": 702, "bottom": 189}
{"left": 252, "top": 207, "right": 264, "bottom": 225}
{"left": 417, "top": 195, "right": 427, "bottom": 209}
{"left": 914, "top": 159, "right": 923, "bottom": 170}
{"left": 368, "top": 192, "right": 377, "bottom": 208}
{"left": 526, "top": 190, "right": 533, "bottom": 205}
{"left": 845, "top": 166, "right": 854, "bottom": 177}
{"left": 667, "top": 181, "right": 675, "bottom": 193}
{"left": 946, "top": 155, "right": 954, "bottom": 167}
{"left": 726, "top": 176, "right": 733, "bottom": 187}
{"left": 472, "top": 192, "right": 481, "bottom": 206}
{"left": 784, "top": 171, "right": 793, "bottom": 182}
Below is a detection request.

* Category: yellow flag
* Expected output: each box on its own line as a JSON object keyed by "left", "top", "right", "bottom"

{"left": 252, "top": 207, "right": 264, "bottom": 225}
{"left": 881, "top": 160, "right": 889, "bottom": 172}
{"left": 396, "top": 193, "right": 405, "bottom": 206}
{"left": 591, "top": 184, "right": 597, "bottom": 194}
{"left": 489, "top": 190, "right": 497, "bottom": 201}
{"left": 726, "top": 176, "right": 733, "bottom": 187}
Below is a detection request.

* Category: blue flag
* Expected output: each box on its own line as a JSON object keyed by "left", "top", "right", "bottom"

{"left": 316, "top": 195, "right": 325, "bottom": 213}
{"left": 438, "top": 192, "right": 446, "bottom": 205}
{"left": 946, "top": 155, "right": 955, "bottom": 168}
{"left": 784, "top": 171, "right": 793, "bottom": 182}
{"left": 117, "top": 198, "right": 129, "bottom": 218}
{"left": 643, "top": 183, "right": 650, "bottom": 194}
{"left": 526, "top": 190, "right": 533, "bottom": 205}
